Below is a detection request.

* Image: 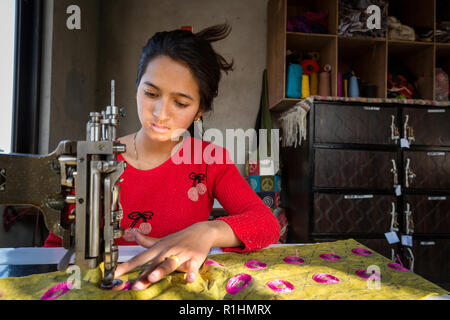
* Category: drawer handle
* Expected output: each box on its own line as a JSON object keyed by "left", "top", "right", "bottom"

{"left": 405, "top": 158, "right": 416, "bottom": 188}
{"left": 405, "top": 202, "right": 414, "bottom": 235}
{"left": 389, "top": 202, "right": 399, "bottom": 232}
{"left": 390, "top": 159, "right": 398, "bottom": 186}
{"left": 390, "top": 115, "right": 400, "bottom": 142}
{"left": 403, "top": 115, "right": 415, "bottom": 144}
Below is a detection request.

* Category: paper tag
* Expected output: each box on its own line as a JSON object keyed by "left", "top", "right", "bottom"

{"left": 384, "top": 231, "right": 400, "bottom": 244}
{"left": 400, "top": 138, "right": 410, "bottom": 148}
{"left": 427, "top": 152, "right": 445, "bottom": 156}
{"left": 344, "top": 195, "right": 373, "bottom": 199}
{"left": 428, "top": 196, "right": 446, "bottom": 201}
{"left": 395, "top": 185, "right": 402, "bottom": 196}
{"left": 427, "top": 109, "right": 446, "bottom": 113}
{"left": 401, "top": 235, "right": 413, "bottom": 247}
{"left": 364, "top": 106, "right": 380, "bottom": 111}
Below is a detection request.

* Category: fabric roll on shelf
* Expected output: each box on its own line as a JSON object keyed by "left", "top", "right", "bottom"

{"left": 311, "top": 72, "right": 318, "bottom": 96}
{"left": 319, "top": 71, "right": 330, "bottom": 96}
{"left": 301, "top": 74, "right": 310, "bottom": 98}
{"left": 286, "top": 64, "right": 303, "bottom": 98}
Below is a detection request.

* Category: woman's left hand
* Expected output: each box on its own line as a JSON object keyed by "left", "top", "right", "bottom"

{"left": 114, "top": 221, "right": 219, "bottom": 290}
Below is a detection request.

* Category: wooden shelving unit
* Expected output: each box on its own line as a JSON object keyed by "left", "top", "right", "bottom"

{"left": 267, "top": 0, "right": 450, "bottom": 112}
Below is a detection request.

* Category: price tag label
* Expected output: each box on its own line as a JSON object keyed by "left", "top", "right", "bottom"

{"left": 395, "top": 185, "right": 402, "bottom": 196}
{"left": 364, "top": 106, "right": 380, "bottom": 111}
{"left": 401, "top": 235, "right": 413, "bottom": 247}
{"left": 400, "top": 138, "right": 410, "bottom": 148}
{"left": 384, "top": 231, "right": 400, "bottom": 244}
{"left": 428, "top": 196, "right": 446, "bottom": 201}
{"left": 344, "top": 195, "right": 373, "bottom": 199}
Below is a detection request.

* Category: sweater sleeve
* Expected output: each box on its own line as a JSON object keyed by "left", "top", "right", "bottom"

{"left": 210, "top": 149, "right": 280, "bottom": 253}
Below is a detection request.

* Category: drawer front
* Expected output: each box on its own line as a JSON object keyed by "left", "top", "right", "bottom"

{"left": 314, "top": 149, "right": 396, "bottom": 189}
{"left": 313, "top": 193, "right": 396, "bottom": 234}
{"left": 404, "top": 151, "right": 450, "bottom": 189}
{"left": 410, "top": 239, "right": 450, "bottom": 283}
{"left": 404, "top": 107, "right": 450, "bottom": 146}
{"left": 404, "top": 195, "right": 450, "bottom": 234}
{"left": 314, "top": 104, "right": 398, "bottom": 145}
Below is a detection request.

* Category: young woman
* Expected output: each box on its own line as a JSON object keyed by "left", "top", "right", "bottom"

{"left": 44, "top": 23, "right": 280, "bottom": 290}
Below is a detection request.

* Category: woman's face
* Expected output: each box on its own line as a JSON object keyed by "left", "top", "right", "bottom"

{"left": 136, "top": 55, "right": 202, "bottom": 142}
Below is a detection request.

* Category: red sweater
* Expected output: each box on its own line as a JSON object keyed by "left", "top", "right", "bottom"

{"left": 44, "top": 136, "right": 280, "bottom": 252}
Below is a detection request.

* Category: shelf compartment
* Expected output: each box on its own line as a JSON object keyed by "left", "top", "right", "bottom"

{"left": 287, "top": 0, "right": 338, "bottom": 35}
{"left": 286, "top": 32, "right": 337, "bottom": 95}
{"left": 387, "top": 0, "right": 435, "bottom": 43}
{"left": 435, "top": 0, "right": 450, "bottom": 44}
{"left": 435, "top": 44, "right": 450, "bottom": 102}
{"left": 338, "top": 37, "right": 387, "bottom": 98}
{"left": 387, "top": 41, "right": 434, "bottom": 100}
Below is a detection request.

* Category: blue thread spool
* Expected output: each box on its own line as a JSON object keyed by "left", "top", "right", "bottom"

{"left": 286, "top": 64, "right": 303, "bottom": 98}
{"left": 349, "top": 75, "right": 359, "bottom": 98}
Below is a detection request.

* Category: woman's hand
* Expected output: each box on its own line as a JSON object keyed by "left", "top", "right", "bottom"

{"left": 114, "top": 220, "right": 237, "bottom": 290}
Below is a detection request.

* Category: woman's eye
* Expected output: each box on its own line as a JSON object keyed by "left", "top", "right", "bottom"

{"left": 144, "top": 91, "right": 158, "bottom": 98}
{"left": 175, "top": 101, "right": 189, "bottom": 108}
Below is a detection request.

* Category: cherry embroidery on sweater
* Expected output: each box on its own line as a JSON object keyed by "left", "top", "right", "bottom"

{"left": 188, "top": 172, "right": 207, "bottom": 201}
{"left": 123, "top": 211, "right": 154, "bottom": 241}
{"left": 128, "top": 211, "right": 153, "bottom": 229}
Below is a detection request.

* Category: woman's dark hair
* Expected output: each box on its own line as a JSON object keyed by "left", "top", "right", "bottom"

{"left": 136, "top": 23, "right": 234, "bottom": 113}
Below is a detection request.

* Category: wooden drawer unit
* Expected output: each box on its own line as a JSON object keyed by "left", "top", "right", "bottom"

{"left": 314, "top": 104, "right": 398, "bottom": 145}
{"left": 403, "top": 107, "right": 450, "bottom": 146}
{"left": 404, "top": 195, "right": 450, "bottom": 234}
{"left": 314, "top": 149, "right": 397, "bottom": 189}
{"left": 408, "top": 240, "right": 450, "bottom": 290}
{"left": 281, "top": 100, "right": 450, "bottom": 289}
{"left": 403, "top": 151, "right": 450, "bottom": 189}
{"left": 313, "top": 193, "right": 396, "bottom": 234}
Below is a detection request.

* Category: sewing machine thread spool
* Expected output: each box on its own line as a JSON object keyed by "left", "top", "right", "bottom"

{"left": 349, "top": 76, "right": 359, "bottom": 98}
{"left": 318, "top": 71, "right": 330, "bottom": 96}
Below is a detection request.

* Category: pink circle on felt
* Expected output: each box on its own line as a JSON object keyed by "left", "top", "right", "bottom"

{"left": 320, "top": 253, "right": 341, "bottom": 261}
{"left": 138, "top": 222, "right": 152, "bottom": 234}
{"left": 122, "top": 228, "right": 135, "bottom": 242}
{"left": 283, "top": 256, "right": 305, "bottom": 265}
{"left": 388, "top": 263, "right": 410, "bottom": 272}
{"left": 188, "top": 187, "right": 199, "bottom": 201}
{"left": 355, "top": 269, "right": 382, "bottom": 280}
{"left": 196, "top": 183, "right": 207, "bottom": 195}
{"left": 226, "top": 274, "right": 252, "bottom": 295}
{"left": 312, "top": 274, "right": 340, "bottom": 284}
{"left": 266, "top": 280, "right": 294, "bottom": 293}
{"left": 122, "top": 282, "right": 133, "bottom": 291}
{"left": 204, "top": 259, "right": 224, "bottom": 267}
{"left": 244, "top": 259, "right": 267, "bottom": 270}
{"left": 40, "top": 281, "right": 73, "bottom": 300}
{"left": 352, "top": 248, "right": 373, "bottom": 256}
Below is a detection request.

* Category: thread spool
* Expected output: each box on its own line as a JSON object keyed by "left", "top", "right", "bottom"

{"left": 301, "top": 74, "right": 310, "bottom": 98}
{"left": 286, "top": 64, "right": 303, "bottom": 98}
{"left": 319, "top": 71, "right": 330, "bottom": 96}
{"left": 310, "top": 72, "right": 318, "bottom": 95}
{"left": 337, "top": 72, "right": 342, "bottom": 97}
{"left": 344, "top": 79, "right": 348, "bottom": 97}
{"left": 349, "top": 75, "right": 359, "bottom": 97}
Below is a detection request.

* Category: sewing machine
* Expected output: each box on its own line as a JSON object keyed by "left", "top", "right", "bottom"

{"left": 0, "top": 80, "right": 127, "bottom": 290}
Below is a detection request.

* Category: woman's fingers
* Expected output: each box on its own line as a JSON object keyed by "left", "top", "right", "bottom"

{"left": 114, "top": 247, "right": 158, "bottom": 278}
{"left": 133, "top": 229, "right": 159, "bottom": 248}
{"left": 132, "top": 254, "right": 181, "bottom": 290}
{"left": 185, "top": 258, "right": 203, "bottom": 283}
